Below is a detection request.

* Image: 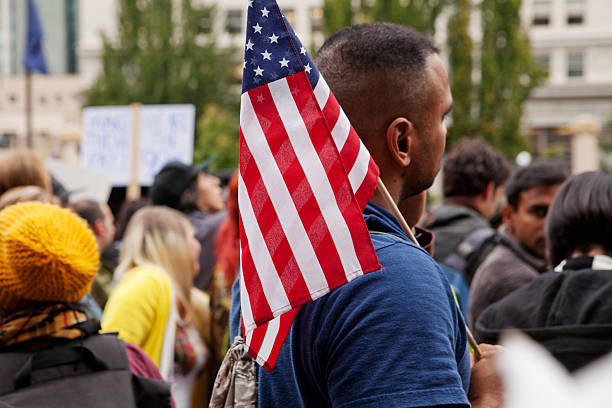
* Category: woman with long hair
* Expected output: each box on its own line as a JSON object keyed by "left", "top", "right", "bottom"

{"left": 102, "top": 206, "right": 213, "bottom": 407}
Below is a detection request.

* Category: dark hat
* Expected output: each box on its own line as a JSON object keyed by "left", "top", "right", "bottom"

{"left": 150, "top": 158, "right": 214, "bottom": 209}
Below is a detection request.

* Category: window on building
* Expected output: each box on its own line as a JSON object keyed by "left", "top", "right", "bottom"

{"left": 533, "top": 53, "right": 550, "bottom": 78}
{"left": 567, "top": 51, "right": 584, "bottom": 78}
{"left": 310, "top": 7, "right": 323, "bottom": 34}
{"left": 567, "top": 0, "right": 584, "bottom": 24}
{"left": 226, "top": 9, "right": 242, "bottom": 34}
{"left": 39, "top": 95, "right": 47, "bottom": 106}
{"left": 532, "top": 0, "right": 551, "bottom": 25}
{"left": 196, "top": 8, "right": 213, "bottom": 33}
{"left": 284, "top": 9, "right": 295, "bottom": 27}
{"left": 8, "top": 94, "right": 17, "bottom": 104}
{"left": 0, "top": 133, "right": 15, "bottom": 148}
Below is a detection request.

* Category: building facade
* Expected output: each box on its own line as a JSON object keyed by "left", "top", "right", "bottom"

{"left": 0, "top": 0, "right": 610, "bottom": 168}
{"left": 0, "top": 0, "right": 81, "bottom": 156}
{"left": 522, "top": 0, "right": 612, "bottom": 168}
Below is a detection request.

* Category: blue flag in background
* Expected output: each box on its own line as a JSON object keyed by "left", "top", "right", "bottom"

{"left": 24, "top": 0, "right": 48, "bottom": 73}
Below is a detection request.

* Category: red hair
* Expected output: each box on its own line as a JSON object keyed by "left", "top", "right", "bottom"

{"left": 215, "top": 172, "right": 240, "bottom": 287}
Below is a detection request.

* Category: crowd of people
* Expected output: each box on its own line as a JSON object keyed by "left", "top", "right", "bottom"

{"left": 1, "top": 20, "right": 611, "bottom": 408}
{"left": 0, "top": 150, "right": 236, "bottom": 407}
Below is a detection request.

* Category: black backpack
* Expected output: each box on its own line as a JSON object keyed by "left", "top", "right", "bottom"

{"left": 442, "top": 227, "right": 498, "bottom": 285}
{"left": 0, "top": 333, "right": 170, "bottom": 408}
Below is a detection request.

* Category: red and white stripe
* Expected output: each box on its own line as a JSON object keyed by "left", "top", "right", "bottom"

{"left": 313, "top": 76, "right": 379, "bottom": 210}
{"left": 239, "top": 71, "right": 379, "bottom": 370}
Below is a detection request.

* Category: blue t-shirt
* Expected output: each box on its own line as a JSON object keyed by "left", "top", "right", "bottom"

{"left": 230, "top": 202, "right": 471, "bottom": 407}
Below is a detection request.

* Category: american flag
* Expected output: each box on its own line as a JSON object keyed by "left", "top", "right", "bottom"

{"left": 239, "top": 0, "right": 380, "bottom": 371}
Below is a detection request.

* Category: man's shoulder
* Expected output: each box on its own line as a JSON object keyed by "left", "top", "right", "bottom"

{"left": 476, "top": 243, "right": 537, "bottom": 280}
{"left": 188, "top": 210, "right": 226, "bottom": 236}
{"left": 305, "top": 234, "right": 453, "bottom": 325}
{"left": 282, "top": 237, "right": 470, "bottom": 408}
{"left": 427, "top": 202, "right": 488, "bottom": 230}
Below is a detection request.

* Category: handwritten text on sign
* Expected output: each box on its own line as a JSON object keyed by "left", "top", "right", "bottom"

{"left": 81, "top": 105, "right": 195, "bottom": 186}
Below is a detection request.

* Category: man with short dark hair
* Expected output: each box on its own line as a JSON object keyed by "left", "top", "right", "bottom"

{"left": 72, "top": 199, "right": 116, "bottom": 309}
{"left": 426, "top": 139, "right": 511, "bottom": 296}
{"left": 469, "top": 163, "right": 566, "bottom": 327}
{"left": 150, "top": 159, "right": 225, "bottom": 290}
{"left": 231, "top": 22, "right": 503, "bottom": 408}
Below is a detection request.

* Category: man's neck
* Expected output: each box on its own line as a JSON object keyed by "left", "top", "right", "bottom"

{"left": 446, "top": 196, "right": 482, "bottom": 215}
{"left": 370, "top": 184, "right": 402, "bottom": 214}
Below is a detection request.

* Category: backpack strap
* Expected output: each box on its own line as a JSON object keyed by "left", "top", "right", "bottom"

{"left": 442, "top": 227, "right": 496, "bottom": 284}
{"left": 0, "top": 333, "right": 130, "bottom": 396}
{"left": 13, "top": 344, "right": 109, "bottom": 390}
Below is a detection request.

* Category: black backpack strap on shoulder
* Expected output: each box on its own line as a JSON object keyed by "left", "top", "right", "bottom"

{"left": 443, "top": 227, "right": 496, "bottom": 284}
{"left": 0, "top": 333, "right": 170, "bottom": 408}
{"left": 13, "top": 344, "right": 109, "bottom": 390}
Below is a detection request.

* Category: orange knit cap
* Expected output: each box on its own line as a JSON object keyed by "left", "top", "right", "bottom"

{"left": 0, "top": 202, "right": 99, "bottom": 311}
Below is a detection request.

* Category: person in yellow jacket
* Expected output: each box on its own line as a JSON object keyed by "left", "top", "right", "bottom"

{"left": 102, "top": 206, "right": 215, "bottom": 408}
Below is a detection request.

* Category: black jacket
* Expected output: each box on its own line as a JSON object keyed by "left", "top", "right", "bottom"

{"left": 475, "top": 256, "right": 612, "bottom": 372}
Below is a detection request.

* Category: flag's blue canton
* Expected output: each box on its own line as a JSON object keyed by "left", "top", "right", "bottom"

{"left": 242, "top": 0, "right": 320, "bottom": 94}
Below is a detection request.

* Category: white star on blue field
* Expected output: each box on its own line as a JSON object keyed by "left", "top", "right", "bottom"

{"left": 242, "top": 0, "right": 321, "bottom": 94}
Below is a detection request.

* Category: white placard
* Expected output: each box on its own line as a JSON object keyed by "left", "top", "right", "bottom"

{"left": 80, "top": 104, "right": 195, "bottom": 186}
{"left": 81, "top": 106, "right": 132, "bottom": 186}
{"left": 46, "top": 158, "right": 112, "bottom": 203}
{"left": 139, "top": 104, "right": 195, "bottom": 185}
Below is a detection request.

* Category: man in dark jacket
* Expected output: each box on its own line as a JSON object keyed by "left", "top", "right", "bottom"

{"left": 72, "top": 199, "right": 117, "bottom": 309}
{"left": 469, "top": 163, "right": 566, "bottom": 327}
{"left": 475, "top": 171, "right": 612, "bottom": 372}
{"left": 425, "top": 139, "right": 510, "bottom": 313}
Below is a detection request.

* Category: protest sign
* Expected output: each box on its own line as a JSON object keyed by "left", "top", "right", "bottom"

{"left": 46, "top": 158, "right": 112, "bottom": 203}
{"left": 81, "top": 104, "right": 195, "bottom": 186}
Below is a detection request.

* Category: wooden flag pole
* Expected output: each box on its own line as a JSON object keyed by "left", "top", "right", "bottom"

{"left": 376, "top": 178, "right": 483, "bottom": 361}
{"left": 126, "top": 102, "right": 142, "bottom": 201}
{"left": 25, "top": 70, "right": 33, "bottom": 148}
{"left": 376, "top": 178, "right": 419, "bottom": 245}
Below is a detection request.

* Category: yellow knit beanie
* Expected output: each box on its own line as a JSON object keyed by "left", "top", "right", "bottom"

{"left": 0, "top": 202, "right": 99, "bottom": 311}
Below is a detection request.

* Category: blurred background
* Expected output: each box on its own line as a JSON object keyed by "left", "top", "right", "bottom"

{"left": 1, "top": 0, "right": 611, "bottom": 177}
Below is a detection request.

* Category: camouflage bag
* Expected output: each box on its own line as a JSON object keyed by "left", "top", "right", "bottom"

{"left": 209, "top": 336, "right": 257, "bottom": 408}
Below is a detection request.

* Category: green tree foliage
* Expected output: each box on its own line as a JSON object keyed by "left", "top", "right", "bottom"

{"left": 479, "top": 0, "right": 543, "bottom": 157}
{"left": 323, "top": 0, "right": 353, "bottom": 37}
{"left": 87, "top": 0, "right": 240, "bottom": 165}
{"left": 322, "top": 0, "right": 449, "bottom": 37}
{"left": 320, "top": 0, "right": 544, "bottom": 159}
{"left": 446, "top": 0, "right": 473, "bottom": 146}
{"left": 363, "top": 0, "right": 450, "bottom": 35}
{"left": 194, "top": 104, "right": 239, "bottom": 169}
{"left": 599, "top": 116, "right": 612, "bottom": 170}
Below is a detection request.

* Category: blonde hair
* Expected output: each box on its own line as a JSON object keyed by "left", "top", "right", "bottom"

{"left": 0, "top": 150, "right": 51, "bottom": 196}
{"left": 116, "top": 206, "right": 196, "bottom": 320}
{"left": 0, "top": 186, "right": 60, "bottom": 210}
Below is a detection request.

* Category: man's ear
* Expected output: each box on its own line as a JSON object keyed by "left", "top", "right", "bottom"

{"left": 501, "top": 204, "right": 515, "bottom": 233}
{"left": 483, "top": 180, "right": 496, "bottom": 201}
{"left": 385, "top": 117, "right": 415, "bottom": 167}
